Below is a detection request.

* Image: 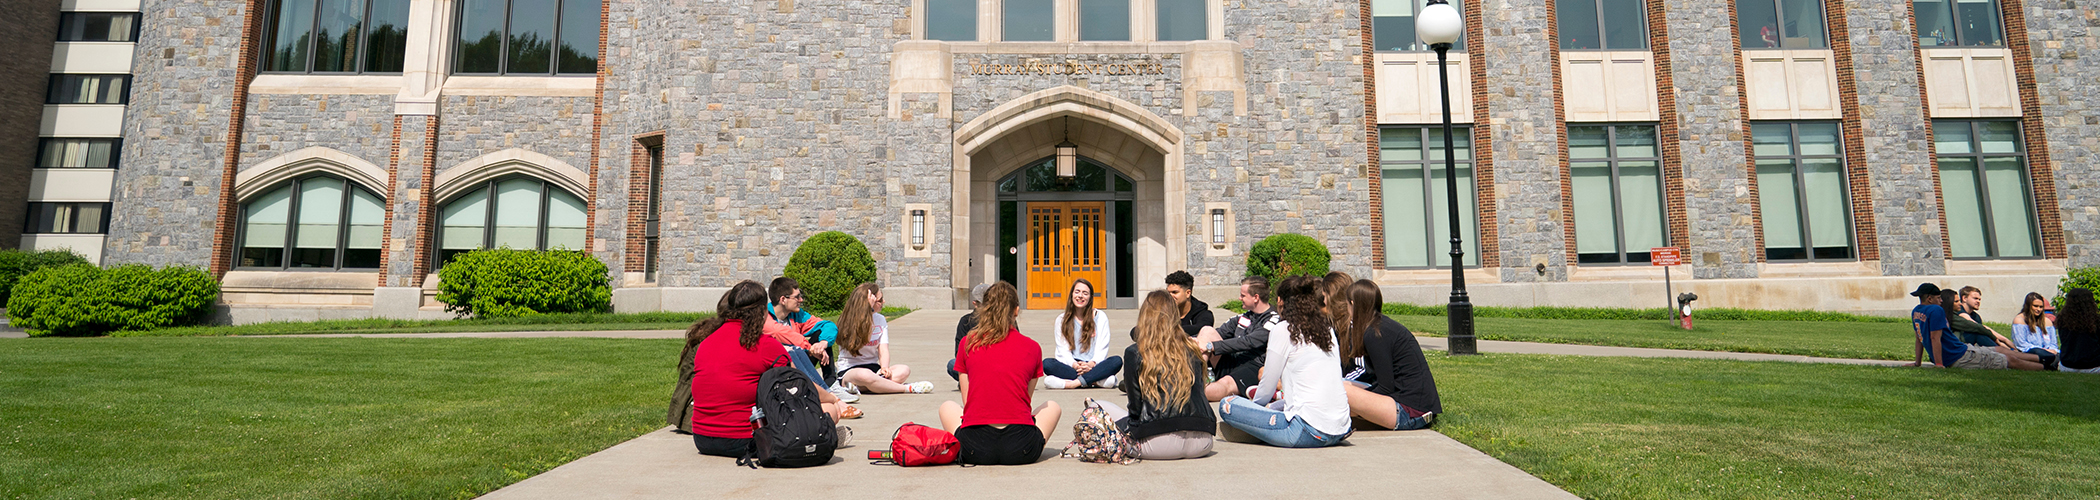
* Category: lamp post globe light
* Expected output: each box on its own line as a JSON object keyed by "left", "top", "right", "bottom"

{"left": 1416, "top": 0, "right": 1476, "bottom": 355}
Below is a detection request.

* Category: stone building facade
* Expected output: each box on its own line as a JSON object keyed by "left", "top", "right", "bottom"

{"left": 16, "top": 0, "right": 2096, "bottom": 322}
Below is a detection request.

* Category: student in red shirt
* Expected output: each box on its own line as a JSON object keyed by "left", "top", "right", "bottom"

{"left": 937, "top": 282, "right": 1063, "bottom": 465}
{"left": 688, "top": 280, "right": 847, "bottom": 458}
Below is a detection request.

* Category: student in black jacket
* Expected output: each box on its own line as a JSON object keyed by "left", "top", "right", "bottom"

{"left": 1336, "top": 279, "right": 1440, "bottom": 430}
{"left": 1099, "top": 290, "right": 1215, "bottom": 459}
{"left": 1165, "top": 270, "right": 1214, "bottom": 337}
{"left": 1195, "top": 275, "right": 1277, "bottom": 401}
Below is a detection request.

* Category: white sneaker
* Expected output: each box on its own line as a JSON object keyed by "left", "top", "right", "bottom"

{"left": 1042, "top": 376, "right": 1072, "bottom": 389}
{"left": 829, "top": 384, "right": 860, "bottom": 403}
{"left": 906, "top": 381, "right": 936, "bottom": 394}
{"left": 1093, "top": 375, "right": 1119, "bottom": 388}
{"left": 835, "top": 425, "right": 854, "bottom": 447}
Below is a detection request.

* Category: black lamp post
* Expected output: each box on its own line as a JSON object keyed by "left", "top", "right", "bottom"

{"left": 1417, "top": 0, "right": 1475, "bottom": 355}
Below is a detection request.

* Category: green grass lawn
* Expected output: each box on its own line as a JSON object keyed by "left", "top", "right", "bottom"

{"left": 0, "top": 338, "right": 677, "bottom": 499}
{"left": 1392, "top": 314, "right": 1947, "bottom": 361}
{"left": 121, "top": 307, "right": 912, "bottom": 337}
{"left": 1433, "top": 354, "right": 2100, "bottom": 498}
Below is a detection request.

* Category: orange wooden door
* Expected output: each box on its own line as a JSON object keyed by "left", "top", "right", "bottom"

{"left": 1025, "top": 202, "right": 1108, "bottom": 310}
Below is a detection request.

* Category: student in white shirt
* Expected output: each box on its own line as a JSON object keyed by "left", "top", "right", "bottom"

{"left": 1042, "top": 279, "right": 1121, "bottom": 389}
{"left": 836, "top": 283, "right": 935, "bottom": 394}
{"left": 1215, "top": 275, "right": 1352, "bottom": 448}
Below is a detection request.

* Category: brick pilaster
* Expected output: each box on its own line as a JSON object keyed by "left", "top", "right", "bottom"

{"left": 1827, "top": 0, "right": 1878, "bottom": 261}
{"left": 1362, "top": 0, "right": 1384, "bottom": 270}
{"left": 1551, "top": 0, "right": 1577, "bottom": 267}
{"left": 1466, "top": 0, "right": 1497, "bottom": 269}
{"left": 378, "top": 114, "right": 404, "bottom": 287}
{"left": 208, "top": 0, "right": 268, "bottom": 278}
{"left": 2001, "top": 0, "right": 2064, "bottom": 259}
{"left": 1648, "top": 0, "right": 1690, "bottom": 255}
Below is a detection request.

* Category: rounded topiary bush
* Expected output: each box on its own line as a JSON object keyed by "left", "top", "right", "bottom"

{"left": 784, "top": 231, "right": 877, "bottom": 313}
{"left": 0, "top": 249, "right": 89, "bottom": 304}
{"left": 1247, "top": 233, "right": 1331, "bottom": 285}
{"left": 2059, "top": 266, "right": 2100, "bottom": 306}
{"left": 8, "top": 264, "right": 220, "bottom": 337}
{"left": 436, "top": 249, "right": 611, "bottom": 318}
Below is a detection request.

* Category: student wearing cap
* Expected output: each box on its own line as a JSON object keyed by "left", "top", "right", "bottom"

{"left": 1910, "top": 283, "right": 2045, "bottom": 371}
{"left": 949, "top": 283, "right": 992, "bottom": 381}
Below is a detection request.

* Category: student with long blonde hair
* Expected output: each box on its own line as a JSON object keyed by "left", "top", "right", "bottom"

{"left": 1321, "top": 271, "right": 1356, "bottom": 338}
{"left": 1095, "top": 290, "right": 1215, "bottom": 459}
{"left": 836, "top": 283, "right": 936, "bottom": 394}
{"left": 939, "top": 282, "right": 1064, "bottom": 465}
{"left": 1043, "top": 279, "right": 1121, "bottom": 389}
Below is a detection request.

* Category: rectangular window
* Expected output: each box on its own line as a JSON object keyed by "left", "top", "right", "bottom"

{"left": 1003, "top": 0, "right": 1055, "bottom": 41}
{"left": 264, "top": 0, "right": 411, "bottom": 73}
{"left": 25, "top": 203, "right": 111, "bottom": 234}
{"left": 453, "top": 0, "right": 599, "bottom": 75}
{"left": 1753, "top": 122, "right": 1852, "bottom": 261}
{"left": 1557, "top": 0, "right": 1645, "bottom": 50}
{"left": 36, "top": 138, "right": 120, "bottom": 169}
{"left": 926, "top": 0, "right": 979, "bottom": 41}
{"left": 1381, "top": 126, "right": 1480, "bottom": 268}
{"left": 1915, "top": 0, "right": 2002, "bottom": 47}
{"left": 1737, "top": 0, "right": 1827, "bottom": 49}
{"left": 1156, "top": 0, "right": 1206, "bottom": 41}
{"left": 1936, "top": 120, "right": 2037, "bottom": 258}
{"left": 1079, "top": 0, "right": 1130, "bottom": 41}
{"left": 1569, "top": 124, "right": 1665, "bottom": 264}
{"left": 644, "top": 144, "right": 662, "bottom": 281}
{"left": 1373, "top": 0, "right": 1466, "bottom": 52}
{"left": 47, "top": 75, "right": 129, "bottom": 104}
{"left": 58, "top": 13, "right": 138, "bottom": 42}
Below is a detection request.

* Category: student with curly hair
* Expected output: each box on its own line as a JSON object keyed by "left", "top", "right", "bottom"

{"left": 1216, "top": 275, "right": 1352, "bottom": 448}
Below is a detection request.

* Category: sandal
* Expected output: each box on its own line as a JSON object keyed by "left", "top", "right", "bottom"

{"left": 840, "top": 405, "right": 864, "bottom": 419}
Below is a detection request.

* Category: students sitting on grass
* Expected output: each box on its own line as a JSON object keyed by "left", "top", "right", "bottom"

{"left": 835, "top": 283, "right": 934, "bottom": 395}
{"left": 939, "top": 282, "right": 1063, "bottom": 465}
{"left": 1043, "top": 279, "right": 1121, "bottom": 389}
{"left": 1217, "top": 275, "right": 1352, "bottom": 448}
{"left": 2054, "top": 288, "right": 2100, "bottom": 374}
{"left": 1194, "top": 276, "right": 1280, "bottom": 402}
{"left": 1910, "top": 283, "right": 2045, "bottom": 371}
{"left": 2010, "top": 292, "right": 2062, "bottom": 371}
{"left": 1946, "top": 287, "right": 2012, "bottom": 348}
{"left": 949, "top": 283, "right": 990, "bottom": 381}
{"left": 689, "top": 280, "right": 847, "bottom": 458}
{"left": 1095, "top": 290, "right": 1216, "bottom": 460}
{"left": 1338, "top": 279, "right": 1441, "bottom": 431}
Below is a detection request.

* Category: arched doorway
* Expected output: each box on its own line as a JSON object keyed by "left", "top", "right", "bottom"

{"left": 995, "top": 157, "right": 1137, "bottom": 310}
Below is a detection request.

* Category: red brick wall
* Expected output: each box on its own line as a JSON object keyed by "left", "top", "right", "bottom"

{"left": 1826, "top": 0, "right": 1880, "bottom": 261}
{"left": 377, "top": 115, "right": 403, "bottom": 287}
{"left": 1363, "top": 0, "right": 1384, "bottom": 270}
{"left": 209, "top": 0, "right": 268, "bottom": 278}
{"left": 1466, "top": 0, "right": 1498, "bottom": 269}
{"left": 1648, "top": 0, "right": 1690, "bottom": 254}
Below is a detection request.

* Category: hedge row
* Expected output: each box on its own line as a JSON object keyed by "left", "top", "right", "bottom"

{"left": 437, "top": 248, "right": 611, "bottom": 318}
{"left": 0, "top": 249, "right": 89, "bottom": 304}
{"left": 8, "top": 264, "right": 220, "bottom": 337}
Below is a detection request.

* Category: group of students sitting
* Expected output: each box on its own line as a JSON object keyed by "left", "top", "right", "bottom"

{"left": 1908, "top": 282, "right": 2100, "bottom": 373}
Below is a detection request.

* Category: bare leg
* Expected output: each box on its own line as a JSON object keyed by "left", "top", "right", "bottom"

{"left": 1204, "top": 377, "right": 1238, "bottom": 402}
{"left": 821, "top": 401, "right": 844, "bottom": 423}
{"left": 1344, "top": 384, "right": 1398, "bottom": 429}
{"left": 938, "top": 400, "right": 964, "bottom": 434}
{"left": 885, "top": 364, "right": 912, "bottom": 384}
{"left": 844, "top": 368, "right": 913, "bottom": 394}
{"left": 1032, "top": 400, "right": 1063, "bottom": 441}
{"left": 1997, "top": 346, "right": 2042, "bottom": 363}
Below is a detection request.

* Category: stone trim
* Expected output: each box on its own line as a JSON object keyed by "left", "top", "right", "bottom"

{"left": 1362, "top": 0, "right": 1382, "bottom": 269}
{"left": 430, "top": 148, "right": 593, "bottom": 203}
{"left": 1905, "top": 0, "right": 1952, "bottom": 261}
{"left": 210, "top": 0, "right": 268, "bottom": 278}
{"left": 1465, "top": 0, "right": 1497, "bottom": 269}
{"left": 1647, "top": 0, "right": 1691, "bottom": 258}
{"left": 247, "top": 74, "right": 403, "bottom": 95}
{"left": 411, "top": 115, "right": 440, "bottom": 287}
{"left": 377, "top": 114, "right": 403, "bottom": 287}
{"left": 954, "top": 86, "right": 1182, "bottom": 153}
{"left": 1824, "top": 0, "right": 1878, "bottom": 261}
{"left": 2000, "top": 0, "right": 2064, "bottom": 259}
{"left": 625, "top": 132, "right": 665, "bottom": 273}
{"left": 1731, "top": 3, "right": 1762, "bottom": 263}
{"left": 232, "top": 146, "right": 391, "bottom": 200}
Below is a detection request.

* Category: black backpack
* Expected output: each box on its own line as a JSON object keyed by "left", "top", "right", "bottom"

{"left": 739, "top": 364, "right": 836, "bottom": 468}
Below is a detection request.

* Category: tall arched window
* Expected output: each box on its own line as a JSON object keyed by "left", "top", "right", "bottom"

{"left": 239, "top": 175, "right": 387, "bottom": 269}
{"left": 437, "top": 176, "right": 588, "bottom": 264}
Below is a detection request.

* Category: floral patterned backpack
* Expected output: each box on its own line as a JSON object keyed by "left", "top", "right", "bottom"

{"left": 1061, "top": 398, "right": 1139, "bottom": 465}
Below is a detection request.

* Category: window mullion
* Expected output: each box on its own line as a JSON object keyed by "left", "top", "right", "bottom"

{"left": 283, "top": 178, "right": 303, "bottom": 270}
{"left": 306, "top": 0, "right": 321, "bottom": 74}
{"left": 356, "top": 0, "right": 372, "bottom": 73}
{"left": 549, "top": 0, "right": 561, "bottom": 76}
{"left": 336, "top": 178, "right": 354, "bottom": 269}
{"left": 499, "top": 0, "right": 514, "bottom": 74}
{"left": 482, "top": 181, "right": 497, "bottom": 249}
{"left": 538, "top": 181, "right": 552, "bottom": 249}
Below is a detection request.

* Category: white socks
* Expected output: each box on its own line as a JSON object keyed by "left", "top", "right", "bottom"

{"left": 1043, "top": 376, "right": 1074, "bottom": 389}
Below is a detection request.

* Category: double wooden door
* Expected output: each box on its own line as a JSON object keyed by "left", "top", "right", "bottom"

{"left": 1025, "top": 201, "right": 1108, "bottom": 310}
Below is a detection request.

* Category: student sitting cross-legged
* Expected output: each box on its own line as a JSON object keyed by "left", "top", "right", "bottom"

{"left": 939, "top": 282, "right": 1064, "bottom": 465}
{"left": 1042, "top": 279, "right": 1122, "bottom": 389}
{"left": 1216, "top": 275, "right": 1353, "bottom": 448}
{"left": 1337, "top": 279, "right": 1441, "bottom": 431}
{"left": 1093, "top": 290, "right": 1216, "bottom": 460}
{"left": 834, "top": 283, "right": 935, "bottom": 395}
{"left": 688, "top": 280, "right": 847, "bottom": 458}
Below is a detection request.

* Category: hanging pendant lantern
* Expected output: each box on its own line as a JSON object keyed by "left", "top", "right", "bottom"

{"left": 1056, "top": 117, "right": 1078, "bottom": 178}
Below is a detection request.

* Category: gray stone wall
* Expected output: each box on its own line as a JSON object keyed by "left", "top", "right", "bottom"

{"left": 437, "top": 96, "right": 595, "bottom": 176}
{"left": 105, "top": 0, "right": 250, "bottom": 267}
{"left": 1846, "top": 0, "right": 1944, "bottom": 276}
{"left": 238, "top": 94, "right": 397, "bottom": 176}
{"left": 1666, "top": 0, "right": 1758, "bottom": 279}
{"left": 2023, "top": 0, "right": 2100, "bottom": 268}
{"left": 0, "top": 2, "right": 59, "bottom": 249}
{"left": 385, "top": 115, "right": 432, "bottom": 286}
{"left": 1479, "top": 0, "right": 1568, "bottom": 282}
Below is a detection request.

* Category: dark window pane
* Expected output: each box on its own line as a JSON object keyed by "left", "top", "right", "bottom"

{"left": 1953, "top": 0, "right": 2002, "bottom": 46}
{"left": 1079, "top": 0, "right": 1130, "bottom": 41}
{"left": 999, "top": 201, "right": 1018, "bottom": 285}
{"left": 59, "top": 13, "right": 137, "bottom": 42}
{"left": 48, "top": 75, "right": 130, "bottom": 104}
{"left": 1556, "top": 0, "right": 1600, "bottom": 49}
{"left": 1812, "top": 246, "right": 1852, "bottom": 259}
{"left": 1737, "top": 0, "right": 1779, "bottom": 48}
{"left": 1600, "top": 0, "right": 1645, "bottom": 49}
{"left": 507, "top": 0, "right": 557, "bottom": 74}
{"left": 1766, "top": 247, "right": 1807, "bottom": 260}
{"left": 1003, "top": 0, "right": 1053, "bottom": 41}
{"left": 38, "top": 139, "right": 120, "bottom": 168}
{"left": 364, "top": 0, "right": 411, "bottom": 72}
{"left": 1156, "top": 0, "right": 1206, "bottom": 41}
{"left": 456, "top": 0, "right": 507, "bottom": 73}
{"left": 26, "top": 203, "right": 111, "bottom": 234}
{"left": 926, "top": 0, "right": 977, "bottom": 41}
{"left": 1115, "top": 200, "right": 1133, "bottom": 297}
{"left": 557, "top": 0, "right": 600, "bottom": 74}
{"left": 268, "top": 0, "right": 316, "bottom": 71}
{"left": 313, "top": 0, "right": 363, "bottom": 72}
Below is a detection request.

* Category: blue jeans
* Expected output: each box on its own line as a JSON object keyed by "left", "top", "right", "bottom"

{"left": 1218, "top": 396, "right": 1350, "bottom": 448}
{"left": 786, "top": 348, "right": 827, "bottom": 385}
{"left": 1043, "top": 356, "right": 1124, "bottom": 384}
{"left": 947, "top": 359, "right": 960, "bottom": 381}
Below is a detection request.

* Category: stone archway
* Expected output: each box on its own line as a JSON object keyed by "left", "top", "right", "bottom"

{"left": 951, "top": 86, "right": 1185, "bottom": 308}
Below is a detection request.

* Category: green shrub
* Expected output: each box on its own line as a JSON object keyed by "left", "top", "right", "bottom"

{"left": 1247, "top": 233, "right": 1330, "bottom": 285}
{"left": 0, "top": 249, "right": 89, "bottom": 304}
{"left": 2058, "top": 266, "right": 2100, "bottom": 306}
{"left": 784, "top": 231, "right": 877, "bottom": 313}
{"left": 8, "top": 264, "right": 220, "bottom": 337}
{"left": 436, "top": 249, "right": 611, "bottom": 318}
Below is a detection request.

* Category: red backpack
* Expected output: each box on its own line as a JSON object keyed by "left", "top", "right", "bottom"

{"left": 867, "top": 423, "right": 960, "bottom": 466}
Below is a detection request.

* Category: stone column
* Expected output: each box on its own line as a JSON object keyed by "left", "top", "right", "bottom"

{"left": 1665, "top": 0, "right": 1759, "bottom": 279}
{"left": 1849, "top": 0, "right": 1944, "bottom": 276}
{"left": 1483, "top": 0, "right": 1569, "bottom": 282}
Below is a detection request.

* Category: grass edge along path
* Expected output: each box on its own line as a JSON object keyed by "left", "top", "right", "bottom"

{"left": 1392, "top": 314, "right": 1927, "bottom": 361}
{"left": 114, "top": 307, "right": 914, "bottom": 337}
